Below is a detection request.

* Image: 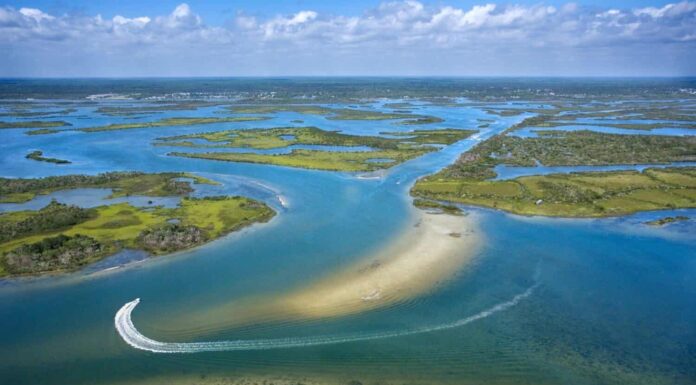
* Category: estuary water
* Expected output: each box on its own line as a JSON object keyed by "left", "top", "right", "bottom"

{"left": 0, "top": 100, "right": 694, "bottom": 385}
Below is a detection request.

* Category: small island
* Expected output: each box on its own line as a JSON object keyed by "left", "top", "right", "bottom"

{"left": 228, "top": 104, "right": 443, "bottom": 123}
{"left": 0, "top": 172, "right": 275, "bottom": 277}
{"left": 645, "top": 216, "right": 689, "bottom": 226}
{"left": 80, "top": 116, "right": 270, "bottom": 132}
{"left": 25, "top": 150, "right": 71, "bottom": 164}
{"left": 25, "top": 128, "right": 60, "bottom": 136}
{"left": 0, "top": 120, "right": 71, "bottom": 129}
{"left": 96, "top": 101, "right": 221, "bottom": 116}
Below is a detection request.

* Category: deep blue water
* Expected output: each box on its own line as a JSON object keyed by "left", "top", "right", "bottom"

{"left": 0, "top": 98, "right": 694, "bottom": 385}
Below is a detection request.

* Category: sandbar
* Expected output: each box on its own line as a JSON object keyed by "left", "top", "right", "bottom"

{"left": 163, "top": 207, "right": 483, "bottom": 334}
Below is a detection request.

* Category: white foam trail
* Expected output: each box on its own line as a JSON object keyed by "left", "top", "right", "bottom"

{"left": 115, "top": 283, "right": 538, "bottom": 354}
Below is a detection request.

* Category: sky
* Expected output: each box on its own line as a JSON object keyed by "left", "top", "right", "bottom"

{"left": 1, "top": 1, "right": 695, "bottom": 77}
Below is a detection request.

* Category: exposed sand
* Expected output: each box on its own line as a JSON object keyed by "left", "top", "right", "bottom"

{"left": 162, "top": 208, "right": 483, "bottom": 334}
{"left": 277, "top": 209, "right": 482, "bottom": 318}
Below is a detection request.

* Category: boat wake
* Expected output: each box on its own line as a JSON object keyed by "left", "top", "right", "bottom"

{"left": 114, "top": 282, "right": 539, "bottom": 354}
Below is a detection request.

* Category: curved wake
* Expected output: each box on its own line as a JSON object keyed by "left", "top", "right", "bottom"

{"left": 115, "top": 283, "right": 538, "bottom": 353}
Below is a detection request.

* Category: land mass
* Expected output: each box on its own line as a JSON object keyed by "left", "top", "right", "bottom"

{"left": 228, "top": 104, "right": 443, "bottom": 123}
{"left": 160, "top": 126, "right": 476, "bottom": 172}
{"left": 412, "top": 130, "right": 696, "bottom": 217}
{"left": 644, "top": 215, "right": 690, "bottom": 226}
{"left": 25, "top": 128, "right": 60, "bottom": 135}
{"left": 0, "top": 173, "right": 275, "bottom": 277}
{"left": 25, "top": 150, "right": 71, "bottom": 164}
{"left": 80, "top": 116, "right": 270, "bottom": 132}
{"left": 0, "top": 171, "right": 216, "bottom": 203}
{"left": 96, "top": 102, "right": 222, "bottom": 116}
{"left": 0, "top": 108, "right": 77, "bottom": 118}
{"left": 0, "top": 120, "right": 71, "bottom": 129}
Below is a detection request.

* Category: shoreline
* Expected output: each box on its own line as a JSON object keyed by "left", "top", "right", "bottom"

{"left": 159, "top": 207, "right": 483, "bottom": 334}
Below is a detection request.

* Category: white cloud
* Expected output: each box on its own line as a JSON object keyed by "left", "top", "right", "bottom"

{"left": 112, "top": 15, "right": 150, "bottom": 27}
{"left": 0, "top": 1, "right": 694, "bottom": 76}
{"left": 635, "top": 1, "right": 696, "bottom": 17}
{"left": 155, "top": 3, "right": 201, "bottom": 29}
{"left": 18, "top": 7, "right": 54, "bottom": 22}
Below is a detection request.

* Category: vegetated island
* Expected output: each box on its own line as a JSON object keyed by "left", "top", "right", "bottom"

{"left": 644, "top": 216, "right": 689, "bottom": 226}
{"left": 412, "top": 129, "right": 696, "bottom": 217}
{"left": 0, "top": 173, "right": 275, "bottom": 277}
{"left": 383, "top": 102, "right": 416, "bottom": 109}
{"left": 227, "top": 104, "right": 443, "bottom": 124}
{"left": 158, "top": 126, "right": 476, "bottom": 172}
{"left": 79, "top": 116, "right": 271, "bottom": 133}
{"left": 485, "top": 100, "right": 696, "bottom": 130}
{"left": 25, "top": 150, "right": 71, "bottom": 164}
{"left": 96, "top": 101, "right": 222, "bottom": 116}
{"left": 0, "top": 120, "right": 71, "bottom": 129}
{"left": 0, "top": 108, "right": 77, "bottom": 118}
{"left": 25, "top": 128, "right": 60, "bottom": 135}
{"left": 412, "top": 198, "right": 464, "bottom": 216}
{"left": 0, "top": 171, "right": 215, "bottom": 203}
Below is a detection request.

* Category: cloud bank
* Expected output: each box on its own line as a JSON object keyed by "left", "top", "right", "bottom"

{"left": 1, "top": 1, "right": 695, "bottom": 76}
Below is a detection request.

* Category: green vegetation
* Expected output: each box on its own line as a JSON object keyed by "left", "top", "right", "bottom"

{"left": 80, "top": 116, "right": 270, "bottom": 132}
{"left": 380, "top": 128, "right": 477, "bottom": 145}
{"left": 227, "top": 104, "right": 441, "bottom": 122}
{"left": 0, "top": 196, "right": 275, "bottom": 276}
{"left": 383, "top": 102, "right": 415, "bottom": 109}
{"left": 0, "top": 108, "right": 76, "bottom": 118}
{"left": 159, "top": 126, "right": 476, "bottom": 172}
{"left": 644, "top": 215, "right": 689, "bottom": 226}
{"left": 412, "top": 198, "right": 463, "bottom": 215}
{"left": 486, "top": 131, "right": 695, "bottom": 168}
{"left": 485, "top": 109, "right": 525, "bottom": 117}
{"left": 25, "top": 128, "right": 60, "bottom": 135}
{"left": 0, "top": 120, "right": 70, "bottom": 129}
{"left": 399, "top": 116, "right": 445, "bottom": 125}
{"left": 158, "top": 127, "right": 475, "bottom": 149}
{"left": 171, "top": 149, "right": 426, "bottom": 172}
{"left": 516, "top": 117, "right": 695, "bottom": 131}
{"left": 25, "top": 150, "right": 71, "bottom": 164}
{"left": 413, "top": 167, "right": 696, "bottom": 217}
{"left": 0, "top": 201, "right": 96, "bottom": 244}
{"left": 229, "top": 105, "right": 330, "bottom": 115}
{"left": 3, "top": 234, "right": 103, "bottom": 276}
{"left": 0, "top": 172, "right": 217, "bottom": 204}
{"left": 493, "top": 101, "right": 696, "bottom": 131}
{"left": 96, "top": 102, "right": 221, "bottom": 116}
{"left": 412, "top": 130, "right": 696, "bottom": 217}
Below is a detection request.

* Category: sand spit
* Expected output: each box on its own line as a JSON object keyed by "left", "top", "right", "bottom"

{"left": 277, "top": 210, "right": 482, "bottom": 318}
{"left": 163, "top": 209, "right": 483, "bottom": 333}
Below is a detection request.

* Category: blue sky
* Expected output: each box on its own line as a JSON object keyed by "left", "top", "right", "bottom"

{"left": 5, "top": 1, "right": 682, "bottom": 21}
{"left": 1, "top": 1, "right": 695, "bottom": 76}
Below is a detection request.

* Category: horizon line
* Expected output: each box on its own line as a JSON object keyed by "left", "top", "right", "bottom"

{"left": 2, "top": 75, "right": 696, "bottom": 80}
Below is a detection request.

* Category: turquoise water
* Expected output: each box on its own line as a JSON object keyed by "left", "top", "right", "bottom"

{"left": 0, "top": 99, "right": 695, "bottom": 385}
